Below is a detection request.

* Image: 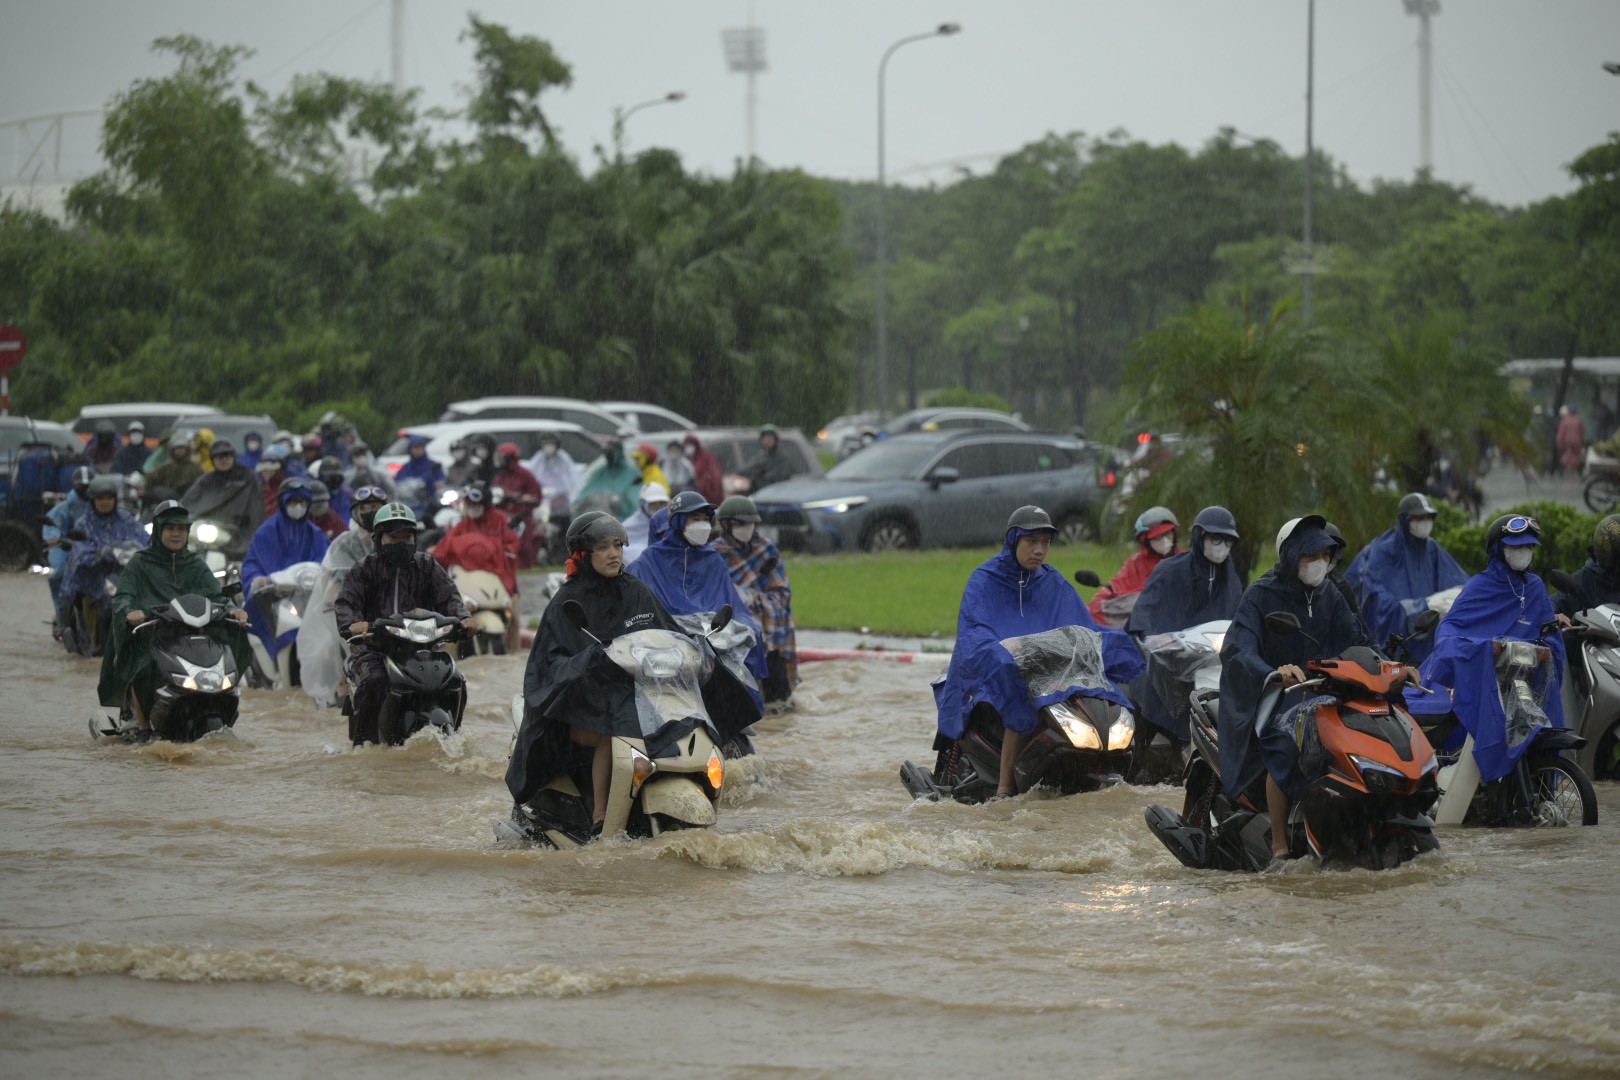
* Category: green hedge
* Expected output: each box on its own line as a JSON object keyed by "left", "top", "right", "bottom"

{"left": 1434, "top": 500, "right": 1599, "bottom": 575}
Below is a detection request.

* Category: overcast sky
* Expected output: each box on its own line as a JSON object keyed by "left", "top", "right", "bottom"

{"left": 3, "top": 1, "right": 1617, "bottom": 207}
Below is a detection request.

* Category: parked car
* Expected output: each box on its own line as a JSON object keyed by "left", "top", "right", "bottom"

{"left": 133, "top": 414, "right": 279, "bottom": 474}
{"left": 71, "top": 402, "right": 224, "bottom": 440}
{"left": 377, "top": 419, "right": 604, "bottom": 478}
{"left": 816, "top": 411, "right": 880, "bottom": 453}
{"left": 626, "top": 426, "right": 824, "bottom": 490}
{"left": 0, "top": 418, "right": 85, "bottom": 570}
{"left": 838, "top": 407, "right": 1030, "bottom": 458}
{"left": 751, "top": 431, "right": 1107, "bottom": 553}
{"left": 597, "top": 401, "right": 698, "bottom": 434}
{"left": 437, "top": 397, "right": 633, "bottom": 438}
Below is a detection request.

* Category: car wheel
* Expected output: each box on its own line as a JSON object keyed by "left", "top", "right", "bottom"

{"left": 863, "top": 517, "right": 916, "bottom": 552}
{"left": 1056, "top": 514, "right": 1094, "bottom": 546}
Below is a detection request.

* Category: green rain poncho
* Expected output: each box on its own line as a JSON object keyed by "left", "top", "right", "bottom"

{"left": 574, "top": 442, "right": 645, "bottom": 518}
{"left": 97, "top": 526, "right": 252, "bottom": 710}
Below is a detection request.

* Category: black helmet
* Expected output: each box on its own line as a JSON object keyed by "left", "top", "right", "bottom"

{"left": 1398, "top": 492, "right": 1437, "bottom": 518}
{"left": 209, "top": 438, "right": 236, "bottom": 461}
{"left": 566, "top": 510, "right": 629, "bottom": 553}
{"left": 1594, "top": 515, "right": 1620, "bottom": 575}
{"left": 669, "top": 491, "right": 713, "bottom": 518}
{"left": 1485, "top": 513, "right": 1541, "bottom": 552}
{"left": 318, "top": 455, "right": 343, "bottom": 479}
{"left": 1324, "top": 522, "right": 1345, "bottom": 545}
{"left": 151, "top": 500, "right": 191, "bottom": 527}
{"left": 1006, "top": 505, "right": 1054, "bottom": 533}
{"left": 71, "top": 466, "right": 93, "bottom": 494}
{"left": 307, "top": 479, "right": 330, "bottom": 502}
{"left": 278, "top": 477, "right": 312, "bottom": 499}
{"left": 1192, "top": 505, "right": 1239, "bottom": 540}
{"left": 87, "top": 475, "right": 120, "bottom": 500}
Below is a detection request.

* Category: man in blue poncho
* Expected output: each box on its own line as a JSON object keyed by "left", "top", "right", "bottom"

{"left": 1344, "top": 492, "right": 1468, "bottom": 661}
{"left": 394, "top": 435, "right": 444, "bottom": 499}
{"left": 43, "top": 467, "right": 92, "bottom": 620}
{"left": 1412, "top": 513, "right": 1563, "bottom": 782}
{"left": 935, "top": 505, "right": 1145, "bottom": 800}
{"left": 59, "top": 476, "right": 150, "bottom": 645}
{"left": 1219, "top": 515, "right": 1369, "bottom": 864}
{"left": 242, "top": 477, "right": 330, "bottom": 664}
{"left": 627, "top": 490, "right": 770, "bottom": 712}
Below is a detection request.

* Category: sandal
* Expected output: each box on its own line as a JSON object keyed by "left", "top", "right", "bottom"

{"left": 987, "top": 789, "right": 1016, "bottom": 804}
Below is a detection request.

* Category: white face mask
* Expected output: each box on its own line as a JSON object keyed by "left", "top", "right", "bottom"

{"left": 1504, "top": 547, "right": 1534, "bottom": 572}
{"left": 683, "top": 521, "right": 712, "bottom": 547}
{"left": 684, "top": 445, "right": 696, "bottom": 459}
{"left": 542, "top": 444, "right": 558, "bottom": 458}
{"left": 731, "top": 523, "right": 756, "bottom": 543}
{"left": 285, "top": 502, "right": 308, "bottom": 521}
{"left": 352, "top": 455, "right": 369, "bottom": 469}
{"left": 1409, "top": 518, "right": 1434, "bottom": 541}
{"left": 1150, "top": 535, "right": 1174, "bottom": 556}
{"left": 1299, "top": 558, "right": 1329, "bottom": 587}
{"left": 1203, "top": 538, "right": 1232, "bottom": 565}
{"left": 466, "top": 504, "right": 485, "bottom": 519}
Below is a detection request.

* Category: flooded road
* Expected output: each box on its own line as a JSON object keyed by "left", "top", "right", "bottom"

{"left": 1, "top": 571, "right": 1616, "bottom": 1078}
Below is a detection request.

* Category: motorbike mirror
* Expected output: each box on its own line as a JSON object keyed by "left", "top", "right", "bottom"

{"left": 1263, "top": 612, "right": 1302, "bottom": 636}
{"left": 710, "top": 605, "right": 734, "bottom": 634}
{"left": 1411, "top": 609, "right": 1441, "bottom": 635}
{"left": 1073, "top": 569, "right": 1102, "bottom": 589}
{"left": 561, "top": 599, "right": 590, "bottom": 631}
{"left": 1548, "top": 569, "right": 1579, "bottom": 596}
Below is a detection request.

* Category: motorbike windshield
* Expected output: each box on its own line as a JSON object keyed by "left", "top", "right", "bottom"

{"left": 605, "top": 628, "right": 712, "bottom": 740}
{"left": 998, "top": 624, "right": 1113, "bottom": 702}
{"left": 1140, "top": 619, "right": 1228, "bottom": 709}
{"left": 675, "top": 612, "right": 761, "bottom": 696}
{"left": 1498, "top": 640, "right": 1555, "bottom": 750}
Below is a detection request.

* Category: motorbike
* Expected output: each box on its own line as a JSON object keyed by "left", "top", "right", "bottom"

{"left": 1416, "top": 622, "right": 1599, "bottom": 829}
{"left": 1129, "top": 619, "right": 1230, "bottom": 784}
{"left": 354, "top": 609, "right": 472, "bottom": 746}
{"left": 58, "top": 535, "right": 144, "bottom": 659}
{"left": 1548, "top": 570, "right": 1620, "bottom": 783}
{"left": 900, "top": 619, "right": 1138, "bottom": 804}
{"left": 246, "top": 561, "right": 323, "bottom": 689}
{"left": 451, "top": 565, "right": 512, "bottom": 656}
{"left": 92, "top": 592, "right": 247, "bottom": 743}
{"left": 1145, "top": 612, "right": 1441, "bottom": 872}
{"left": 496, "top": 602, "right": 737, "bottom": 849}
{"left": 672, "top": 610, "right": 759, "bottom": 759}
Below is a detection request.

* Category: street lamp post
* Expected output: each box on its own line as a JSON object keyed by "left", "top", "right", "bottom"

{"left": 1218, "top": 125, "right": 1288, "bottom": 240}
{"left": 613, "top": 91, "right": 687, "bottom": 156}
{"left": 876, "top": 22, "right": 961, "bottom": 422}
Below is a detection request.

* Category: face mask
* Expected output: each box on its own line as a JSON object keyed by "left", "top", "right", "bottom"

{"left": 1409, "top": 519, "right": 1434, "bottom": 541}
{"left": 285, "top": 502, "right": 309, "bottom": 521}
{"left": 356, "top": 506, "right": 381, "bottom": 531}
{"left": 1203, "top": 538, "right": 1232, "bottom": 564}
{"left": 684, "top": 445, "right": 696, "bottom": 459}
{"left": 542, "top": 444, "right": 558, "bottom": 458}
{"left": 466, "top": 504, "right": 485, "bottom": 519}
{"left": 1150, "top": 535, "right": 1174, "bottom": 556}
{"left": 453, "top": 449, "right": 468, "bottom": 461}
{"left": 352, "top": 455, "right": 370, "bottom": 469}
{"left": 1299, "top": 558, "right": 1329, "bottom": 588}
{"left": 683, "top": 521, "right": 712, "bottom": 547}
{"left": 731, "top": 523, "right": 756, "bottom": 543}
{"left": 1504, "top": 547, "right": 1534, "bottom": 572}
{"left": 245, "top": 440, "right": 261, "bottom": 452}
{"left": 382, "top": 540, "right": 416, "bottom": 565}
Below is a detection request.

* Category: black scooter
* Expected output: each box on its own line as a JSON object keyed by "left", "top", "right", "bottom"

{"left": 93, "top": 590, "right": 248, "bottom": 743}
{"left": 360, "top": 610, "right": 470, "bottom": 746}
{"left": 58, "top": 533, "right": 143, "bottom": 658}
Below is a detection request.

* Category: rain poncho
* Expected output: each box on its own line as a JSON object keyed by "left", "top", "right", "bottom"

{"left": 1411, "top": 554, "right": 1564, "bottom": 781}
{"left": 297, "top": 522, "right": 373, "bottom": 709}
{"left": 242, "top": 490, "right": 330, "bottom": 659}
{"left": 575, "top": 443, "right": 644, "bottom": 518}
{"left": 1553, "top": 555, "right": 1620, "bottom": 616}
{"left": 43, "top": 491, "right": 88, "bottom": 594}
{"left": 434, "top": 511, "right": 520, "bottom": 595}
{"left": 628, "top": 506, "right": 769, "bottom": 689}
{"left": 96, "top": 530, "right": 251, "bottom": 711}
{"left": 737, "top": 444, "right": 794, "bottom": 493}
{"left": 1344, "top": 508, "right": 1468, "bottom": 659}
{"left": 396, "top": 440, "right": 445, "bottom": 490}
{"left": 526, "top": 445, "right": 583, "bottom": 515}
{"left": 1088, "top": 541, "right": 1180, "bottom": 628}
{"left": 110, "top": 437, "right": 151, "bottom": 476}
{"left": 624, "top": 508, "right": 656, "bottom": 565}
{"left": 182, "top": 464, "right": 265, "bottom": 538}
{"left": 1217, "top": 520, "right": 1368, "bottom": 799}
{"left": 60, "top": 506, "right": 149, "bottom": 608}
{"left": 144, "top": 453, "right": 201, "bottom": 500}
{"left": 714, "top": 527, "right": 798, "bottom": 689}
{"left": 1127, "top": 516, "right": 1243, "bottom": 635}
{"left": 684, "top": 435, "right": 725, "bottom": 506}
{"left": 934, "top": 533, "right": 1144, "bottom": 740}
{"left": 236, "top": 433, "right": 263, "bottom": 471}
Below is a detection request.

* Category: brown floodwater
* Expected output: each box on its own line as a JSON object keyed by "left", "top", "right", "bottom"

{"left": 1, "top": 573, "right": 1616, "bottom": 1078}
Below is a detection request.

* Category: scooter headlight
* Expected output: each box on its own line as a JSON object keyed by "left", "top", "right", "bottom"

{"left": 630, "top": 643, "right": 685, "bottom": 679}
{"left": 194, "top": 669, "right": 224, "bottom": 693}
{"left": 1050, "top": 703, "right": 1102, "bottom": 750}
{"left": 195, "top": 522, "right": 220, "bottom": 545}
{"left": 1107, "top": 711, "right": 1136, "bottom": 751}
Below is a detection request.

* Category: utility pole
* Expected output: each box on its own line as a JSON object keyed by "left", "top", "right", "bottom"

{"left": 1404, "top": 0, "right": 1440, "bottom": 174}
{"left": 1302, "top": 0, "right": 1315, "bottom": 323}
{"left": 391, "top": 0, "right": 405, "bottom": 93}
{"left": 721, "top": 23, "right": 766, "bottom": 163}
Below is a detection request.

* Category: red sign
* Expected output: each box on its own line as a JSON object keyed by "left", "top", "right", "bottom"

{"left": 0, "top": 324, "right": 25, "bottom": 376}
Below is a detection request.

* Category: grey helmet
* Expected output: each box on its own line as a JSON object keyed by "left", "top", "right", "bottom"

{"left": 71, "top": 466, "right": 93, "bottom": 495}
{"left": 1007, "top": 505, "right": 1055, "bottom": 533}
{"left": 566, "top": 510, "right": 629, "bottom": 552}
{"left": 87, "top": 475, "right": 121, "bottom": 501}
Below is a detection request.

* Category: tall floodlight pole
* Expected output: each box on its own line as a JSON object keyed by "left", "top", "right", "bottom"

{"left": 391, "top": 0, "right": 405, "bottom": 93}
{"left": 613, "top": 92, "right": 686, "bottom": 157}
{"left": 876, "top": 22, "right": 961, "bottom": 422}
{"left": 1302, "top": 0, "right": 1316, "bottom": 324}
{"left": 721, "top": 24, "right": 767, "bottom": 163}
{"left": 1404, "top": 0, "right": 1440, "bottom": 173}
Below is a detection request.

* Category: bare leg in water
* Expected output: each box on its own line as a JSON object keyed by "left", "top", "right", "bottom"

{"left": 997, "top": 729, "right": 1027, "bottom": 798}
{"left": 1267, "top": 775, "right": 1291, "bottom": 859}
{"left": 570, "top": 728, "right": 611, "bottom": 827}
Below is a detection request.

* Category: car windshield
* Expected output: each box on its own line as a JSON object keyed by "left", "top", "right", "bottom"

{"left": 825, "top": 441, "right": 938, "bottom": 481}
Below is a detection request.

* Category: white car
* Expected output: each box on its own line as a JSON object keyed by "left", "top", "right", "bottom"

{"left": 377, "top": 419, "right": 604, "bottom": 479}
{"left": 72, "top": 402, "right": 223, "bottom": 439}
{"left": 437, "top": 396, "right": 632, "bottom": 438}
{"left": 597, "top": 400, "right": 698, "bottom": 434}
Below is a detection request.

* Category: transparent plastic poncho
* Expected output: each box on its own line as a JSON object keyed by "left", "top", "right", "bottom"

{"left": 604, "top": 628, "right": 714, "bottom": 740}
{"left": 1496, "top": 639, "right": 1555, "bottom": 750}
{"left": 1274, "top": 693, "right": 1339, "bottom": 781}
{"left": 998, "top": 624, "right": 1113, "bottom": 702}
{"left": 675, "top": 611, "right": 761, "bottom": 697}
{"left": 1139, "top": 620, "right": 1229, "bottom": 717}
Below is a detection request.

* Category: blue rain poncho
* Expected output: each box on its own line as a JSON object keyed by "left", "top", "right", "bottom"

{"left": 1410, "top": 553, "right": 1564, "bottom": 782}
{"left": 241, "top": 489, "right": 330, "bottom": 659}
{"left": 1127, "top": 512, "right": 1244, "bottom": 636}
{"left": 60, "top": 506, "right": 149, "bottom": 607}
{"left": 934, "top": 531, "right": 1144, "bottom": 740}
{"left": 1344, "top": 508, "right": 1468, "bottom": 660}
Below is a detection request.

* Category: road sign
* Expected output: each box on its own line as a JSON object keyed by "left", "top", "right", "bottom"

{"left": 0, "top": 325, "right": 24, "bottom": 376}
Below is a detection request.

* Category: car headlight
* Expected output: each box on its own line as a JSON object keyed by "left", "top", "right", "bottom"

{"left": 1052, "top": 705, "right": 1102, "bottom": 750}
{"left": 1107, "top": 711, "right": 1136, "bottom": 751}
{"left": 800, "top": 496, "right": 870, "bottom": 513}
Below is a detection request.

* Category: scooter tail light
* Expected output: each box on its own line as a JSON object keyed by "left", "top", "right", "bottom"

{"left": 630, "top": 748, "right": 656, "bottom": 789}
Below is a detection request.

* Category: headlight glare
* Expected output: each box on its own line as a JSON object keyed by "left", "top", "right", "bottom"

{"left": 1107, "top": 711, "right": 1136, "bottom": 751}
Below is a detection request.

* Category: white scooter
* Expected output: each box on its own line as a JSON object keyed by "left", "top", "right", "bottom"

{"left": 451, "top": 565, "right": 512, "bottom": 656}
{"left": 246, "top": 560, "right": 323, "bottom": 689}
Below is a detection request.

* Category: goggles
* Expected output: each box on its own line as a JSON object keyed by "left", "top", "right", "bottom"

{"left": 463, "top": 488, "right": 487, "bottom": 504}
{"left": 282, "top": 479, "right": 310, "bottom": 494}
{"left": 1504, "top": 515, "right": 1539, "bottom": 536}
{"left": 354, "top": 486, "right": 388, "bottom": 503}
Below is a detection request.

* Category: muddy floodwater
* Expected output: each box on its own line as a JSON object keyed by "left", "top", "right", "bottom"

{"left": 1, "top": 573, "right": 1616, "bottom": 1078}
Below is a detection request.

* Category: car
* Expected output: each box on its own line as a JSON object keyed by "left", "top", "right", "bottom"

{"left": 838, "top": 407, "right": 1030, "bottom": 457}
{"left": 629, "top": 426, "right": 824, "bottom": 487}
{"left": 0, "top": 416, "right": 82, "bottom": 464}
{"left": 750, "top": 431, "right": 1108, "bottom": 553}
{"left": 0, "top": 417, "right": 86, "bottom": 568}
{"left": 597, "top": 401, "right": 698, "bottom": 434}
{"left": 134, "top": 414, "right": 280, "bottom": 474}
{"left": 438, "top": 397, "right": 633, "bottom": 438}
{"left": 71, "top": 402, "right": 224, "bottom": 440}
{"left": 377, "top": 419, "right": 605, "bottom": 478}
{"left": 816, "top": 411, "right": 881, "bottom": 454}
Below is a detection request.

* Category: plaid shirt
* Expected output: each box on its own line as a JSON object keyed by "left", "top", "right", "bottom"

{"left": 714, "top": 530, "right": 797, "bottom": 683}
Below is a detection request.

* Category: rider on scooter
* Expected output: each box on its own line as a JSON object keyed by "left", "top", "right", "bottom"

{"left": 1087, "top": 506, "right": 1181, "bottom": 628}
{"left": 1554, "top": 514, "right": 1620, "bottom": 619}
{"left": 59, "top": 475, "right": 148, "bottom": 622}
{"left": 242, "top": 477, "right": 330, "bottom": 667}
{"left": 935, "top": 505, "right": 1144, "bottom": 801}
{"left": 1343, "top": 493, "right": 1468, "bottom": 661}
{"left": 1127, "top": 506, "right": 1243, "bottom": 635}
{"left": 335, "top": 503, "right": 477, "bottom": 745}
{"left": 1219, "top": 515, "right": 1370, "bottom": 865}
{"left": 432, "top": 483, "right": 523, "bottom": 652}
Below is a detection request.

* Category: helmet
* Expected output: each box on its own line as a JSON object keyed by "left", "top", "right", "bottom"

{"left": 71, "top": 466, "right": 93, "bottom": 494}
{"left": 633, "top": 443, "right": 658, "bottom": 466}
{"left": 566, "top": 510, "right": 629, "bottom": 553}
{"left": 640, "top": 482, "right": 670, "bottom": 506}
{"left": 1324, "top": 522, "right": 1345, "bottom": 545}
{"left": 1192, "top": 505, "right": 1238, "bottom": 540}
{"left": 461, "top": 482, "right": 489, "bottom": 504}
{"left": 272, "top": 430, "right": 295, "bottom": 445}
{"left": 1595, "top": 515, "right": 1620, "bottom": 574}
{"left": 717, "top": 495, "right": 762, "bottom": 523}
{"left": 1276, "top": 514, "right": 1329, "bottom": 559}
{"left": 1397, "top": 492, "right": 1437, "bottom": 518}
{"left": 668, "top": 491, "right": 713, "bottom": 519}
{"left": 150, "top": 500, "right": 191, "bottom": 527}
{"left": 87, "top": 475, "right": 120, "bottom": 500}
{"left": 303, "top": 433, "right": 322, "bottom": 450}
{"left": 307, "top": 480, "right": 330, "bottom": 501}
{"left": 95, "top": 419, "right": 116, "bottom": 437}
{"left": 243, "top": 430, "right": 262, "bottom": 447}
{"left": 758, "top": 424, "right": 780, "bottom": 442}
{"left": 169, "top": 432, "right": 191, "bottom": 450}
{"left": 209, "top": 439, "right": 236, "bottom": 461}
{"left": 1133, "top": 505, "right": 1178, "bottom": 540}
{"left": 496, "top": 442, "right": 520, "bottom": 463}
{"left": 318, "top": 455, "right": 343, "bottom": 479}
{"left": 407, "top": 435, "right": 428, "bottom": 450}
{"left": 279, "top": 477, "right": 312, "bottom": 498}
{"left": 1485, "top": 513, "right": 1542, "bottom": 551}
{"left": 371, "top": 502, "right": 420, "bottom": 535}
{"left": 127, "top": 420, "right": 145, "bottom": 434}
{"left": 1007, "top": 505, "right": 1055, "bottom": 533}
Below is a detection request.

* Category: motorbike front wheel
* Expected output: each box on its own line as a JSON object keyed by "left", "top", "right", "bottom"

{"left": 1510, "top": 757, "right": 1600, "bottom": 827}
{"left": 1583, "top": 474, "right": 1620, "bottom": 514}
